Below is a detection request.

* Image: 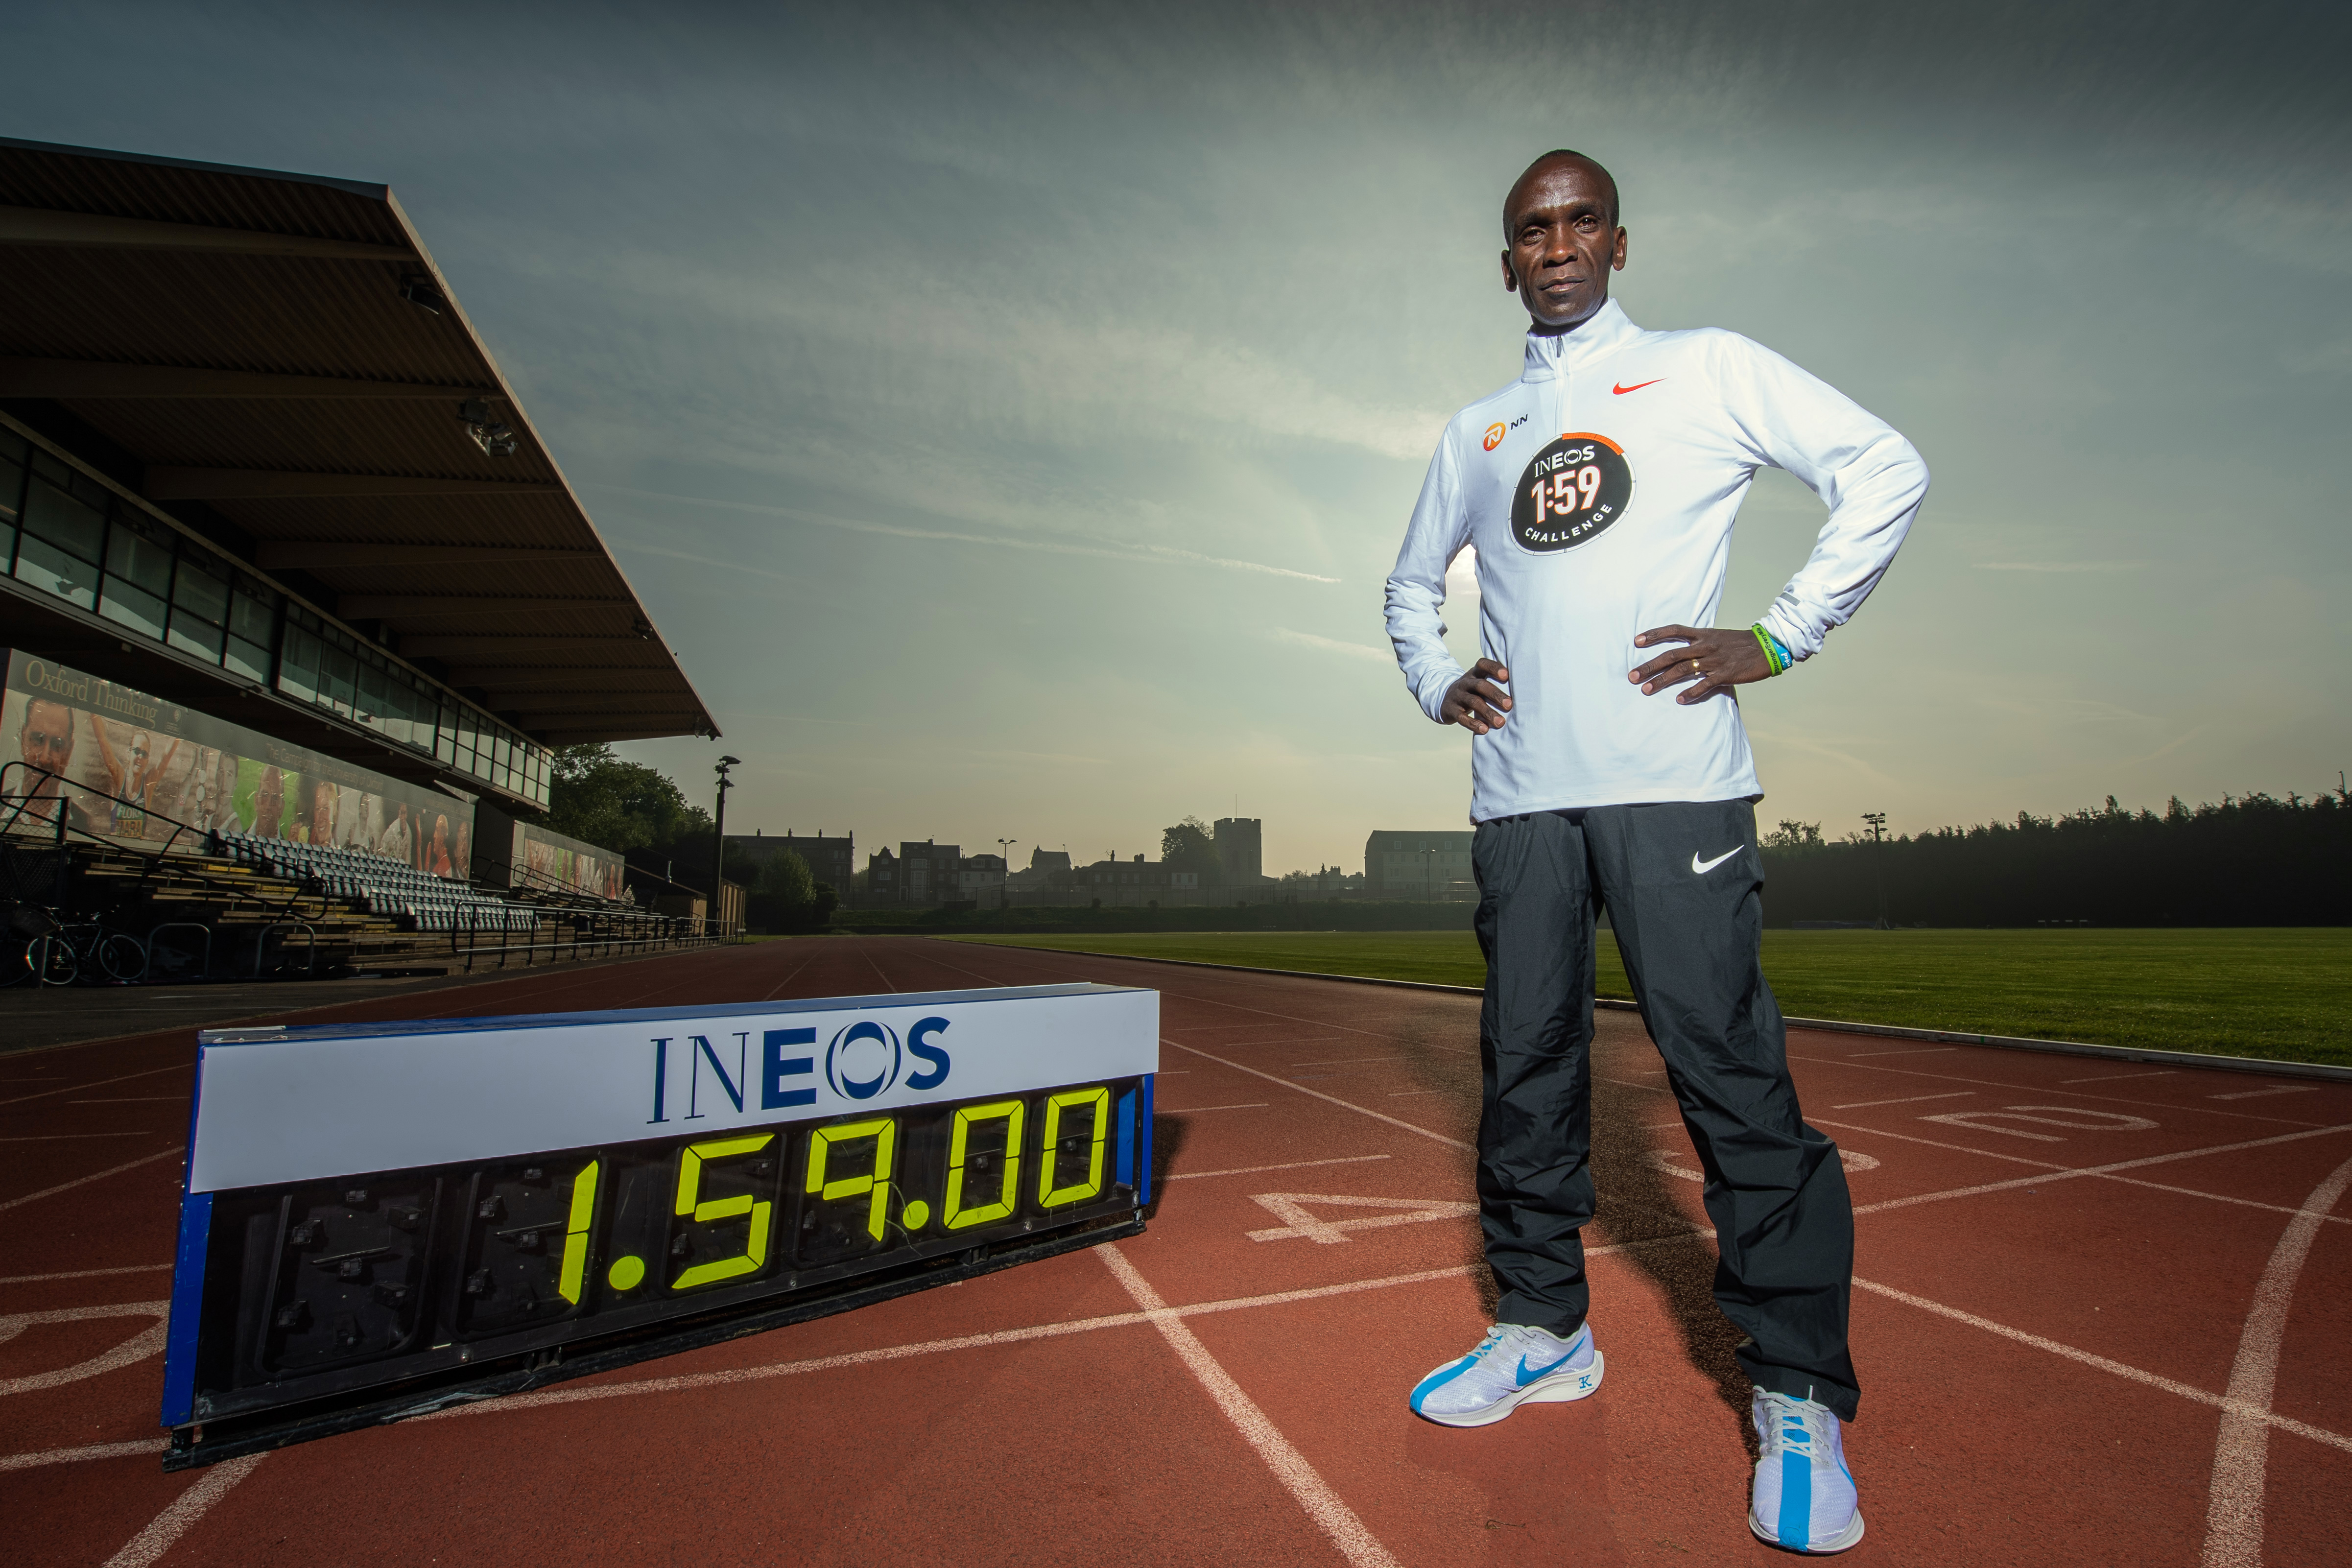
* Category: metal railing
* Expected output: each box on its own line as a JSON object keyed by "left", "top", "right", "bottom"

{"left": 250, "top": 921, "right": 319, "bottom": 979}
{"left": 1, "top": 761, "right": 311, "bottom": 923}
{"left": 444, "top": 903, "right": 738, "bottom": 974}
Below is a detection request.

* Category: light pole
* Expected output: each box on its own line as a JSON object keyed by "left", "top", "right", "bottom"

{"left": 712, "top": 755, "right": 741, "bottom": 928}
{"left": 1861, "top": 811, "right": 1888, "bottom": 929}
{"left": 996, "top": 837, "right": 1017, "bottom": 920}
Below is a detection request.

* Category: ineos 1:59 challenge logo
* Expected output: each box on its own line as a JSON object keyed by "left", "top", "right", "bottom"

{"left": 1512, "top": 434, "right": 1632, "bottom": 553}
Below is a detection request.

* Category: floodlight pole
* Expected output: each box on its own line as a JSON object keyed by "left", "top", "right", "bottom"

{"left": 712, "top": 755, "right": 741, "bottom": 930}
{"left": 1861, "top": 811, "right": 1888, "bottom": 929}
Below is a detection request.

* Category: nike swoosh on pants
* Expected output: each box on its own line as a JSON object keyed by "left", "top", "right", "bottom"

{"left": 1691, "top": 848, "right": 1739, "bottom": 874}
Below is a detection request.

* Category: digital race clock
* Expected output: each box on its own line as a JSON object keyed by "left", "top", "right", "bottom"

{"left": 159, "top": 983, "right": 1157, "bottom": 1467}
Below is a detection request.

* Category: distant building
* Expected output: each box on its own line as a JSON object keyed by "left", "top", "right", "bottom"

{"left": 960, "top": 853, "right": 1006, "bottom": 906}
{"left": 1275, "top": 866, "right": 1364, "bottom": 900}
{"left": 1008, "top": 846, "right": 1072, "bottom": 893}
{"left": 728, "top": 830, "right": 853, "bottom": 891}
{"left": 1064, "top": 853, "right": 1197, "bottom": 907}
{"left": 863, "top": 839, "right": 963, "bottom": 905}
{"left": 1365, "top": 830, "right": 1475, "bottom": 900}
{"left": 1214, "top": 817, "right": 1262, "bottom": 884}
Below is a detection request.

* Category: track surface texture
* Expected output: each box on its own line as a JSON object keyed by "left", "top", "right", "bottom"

{"left": 4, "top": 935, "right": 2348, "bottom": 1566}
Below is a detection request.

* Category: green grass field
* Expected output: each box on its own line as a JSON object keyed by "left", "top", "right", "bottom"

{"left": 944, "top": 928, "right": 2352, "bottom": 1067}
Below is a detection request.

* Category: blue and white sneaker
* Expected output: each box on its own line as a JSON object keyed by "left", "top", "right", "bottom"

{"left": 1749, "top": 1389, "right": 1864, "bottom": 1553}
{"left": 1407, "top": 1322, "right": 1603, "bottom": 1427}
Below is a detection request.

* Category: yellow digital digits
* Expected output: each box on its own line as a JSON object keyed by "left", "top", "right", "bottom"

{"left": 944, "top": 1100, "right": 1025, "bottom": 1231}
{"left": 1038, "top": 1087, "right": 1110, "bottom": 1209}
{"left": 671, "top": 1133, "right": 775, "bottom": 1290}
{"left": 806, "top": 1118, "right": 897, "bottom": 1243}
{"left": 557, "top": 1160, "right": 600, "bottom": 1304}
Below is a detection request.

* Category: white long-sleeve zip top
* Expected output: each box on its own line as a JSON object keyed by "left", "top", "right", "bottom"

{"left": 1384, "top": 299, "right": 1928, "bottom": 824}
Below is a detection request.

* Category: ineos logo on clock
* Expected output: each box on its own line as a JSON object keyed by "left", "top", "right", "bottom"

{"left": 1511, "top": 433, "right": 1633, "bottom": 553}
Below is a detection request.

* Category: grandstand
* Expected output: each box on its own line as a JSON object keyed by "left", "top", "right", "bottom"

{"left": 0, "top": 137, "right": 724, "bottom": 983}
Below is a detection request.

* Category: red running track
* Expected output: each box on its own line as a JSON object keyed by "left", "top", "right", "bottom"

{"left": 3, "top": 935, "right": 2349, "bottom": 1566}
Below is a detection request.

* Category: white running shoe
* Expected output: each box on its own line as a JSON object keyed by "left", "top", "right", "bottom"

{"left": 1407, "top": 1322, "right": 1603, "bottom": 1427}
{"left": 1749, "top": 1389, "right": 1864, "bottom": 1554}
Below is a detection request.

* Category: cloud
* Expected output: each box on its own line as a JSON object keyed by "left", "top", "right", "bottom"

{"left": 600, "top": 486, "right": 1341, "bottom": 583}
{"left": 1273, "top": 628, "right": 1395, "bottom": 664}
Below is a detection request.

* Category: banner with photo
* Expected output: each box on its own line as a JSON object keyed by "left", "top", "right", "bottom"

{"left": 511, "top": 819, "right": 630, "bottom": 903}
{"left": 3, "top": 648, "right": 473, "bottom": 879}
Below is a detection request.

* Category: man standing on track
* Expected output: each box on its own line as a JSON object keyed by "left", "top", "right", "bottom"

{"left": 1384, "top": 150, "right": 1927, "bottom": 1555}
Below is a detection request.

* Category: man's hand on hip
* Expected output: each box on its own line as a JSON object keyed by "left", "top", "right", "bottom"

{"left": 1443, "top": 659, "right": 1513, "bottom": 734}
{"left": 1630, "top": 625, "right": 1771, "bottom": 704}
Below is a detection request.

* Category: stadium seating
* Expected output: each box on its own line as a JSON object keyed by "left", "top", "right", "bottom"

{"left": 211, "top": 832, "right": 540, "bottom": 935}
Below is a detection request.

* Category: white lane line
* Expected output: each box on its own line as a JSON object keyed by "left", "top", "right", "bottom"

{"left": 1169, "top": 1042, "right": 1473, "bottom": 1152}
{"left": 1831, "top": 1092, "right": 1973, "bottom": 1109}
{"left": 1160, "top": 1103, "right": 1269, "bottom": 1114}
{"left": 1852, "top": 1277, "right": 2352, "bottom": 1457}
{"left": 2200, "top": 1149, "right": 2352, "bottom": 1568}
{"left": 924, "top": 942, "right": 1478, "bottom": 1055}
{"left": 1292, "top": 1056, "right": 1405, "bottom": 1067}
{"left": 0, "top": 1146, "right": 183, "bottom": 1213}
{"left": 407, "top": 1262, "right": 1494, "bottom": 1428}
{"left": 1845, "top": 1047, "right": 1956, "bottom": 1058}
{"left": 1168, "top": 1155, "right": 1392, "bottom": 1183}
{"left": 1831, "top": 1117, "right": 2352, "bottom": 1229}
{"left": 1790, "top": 1052, "right": 2329, "bottom": 1131}
{"left": 1096, "top": 1243, "right": 1403, "bottom": 1568}
{"left": 0, "top": 1436, "right": 166, "bottom": 1471}
{"left": 1247, "top": 1193, "right": 1477, "bottom": 1244}
{"left": 0, "top": 1064, "right": 188, "bottom": 1109}
{"left": 102, "top": 1451, "right": 266, "bottom": 1568}
{"left": 0, "top": 1133, "right": 151, "bottom": 1142}
{"left": 1601, "top": 1075, "right": 1672, "bottom": 1094}
{"left": 0, "top": 1262, "right": 171, "bottom": 1285}
{"left": 1833, "top": 1121, "right": 2352, "bottom": 1222}
{"left": 2061, "top": 1070, "right": 2178, "bottom": 1084}
{"left": 0, "top": 1305, "right": 168, "bottom": 1396}
{"left": 2210, "top": 1087, "right": 2319, "bottom": 1102}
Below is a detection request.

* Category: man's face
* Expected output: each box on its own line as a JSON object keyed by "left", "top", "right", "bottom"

{"left": 1500, "top": 159, "right": 1627, "bottom": 332}
{"left": 18, "top": 700, "right": 75, "bottom": 784}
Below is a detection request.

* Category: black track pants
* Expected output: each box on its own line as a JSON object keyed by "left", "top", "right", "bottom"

{"left": 1472, "top": 800, "right": 1860, "bottom": 1419}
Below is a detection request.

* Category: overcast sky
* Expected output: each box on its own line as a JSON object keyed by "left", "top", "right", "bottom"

{"left": 9, "top": 2, "right": 2348, "bottom": 872}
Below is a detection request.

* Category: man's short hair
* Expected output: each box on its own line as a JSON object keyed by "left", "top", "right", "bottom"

{"left": 1505, "top": 149, "right": 1621, "bottom": 235}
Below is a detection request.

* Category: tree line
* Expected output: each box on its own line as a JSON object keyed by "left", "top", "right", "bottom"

{"left": 538, "top": 745, "right": 833, "bottom": 929}
{"left": 1759, "top": 788, "right": 2352, "bottom": 927}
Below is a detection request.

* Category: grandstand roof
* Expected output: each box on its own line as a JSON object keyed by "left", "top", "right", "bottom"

{"left": 0, "top": 136, "right": 716, "bottom": 748}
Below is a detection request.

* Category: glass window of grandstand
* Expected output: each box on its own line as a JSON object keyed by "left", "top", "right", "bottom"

{"left": 14, "top": 452, "right": 105, "bottom": 610}
{"left": 0, "top": 428, "right": 27, "bottom": 569}
{"left": 320, "top": 629, "right": 358, "bottom": 720}
{"left": 278, "top": 611, "right": 321, "bottom": 704}
{"left": 226, "top": 577, "right": 277, "bottom": 684}
{"left": 357, "top": 657, "right": 392, "bottom": 740}
{"left": 166, "top": 554, "right": 230, "bottom": 663}
{"left": 100, "top": 509, "right": 176, "bottom": 641}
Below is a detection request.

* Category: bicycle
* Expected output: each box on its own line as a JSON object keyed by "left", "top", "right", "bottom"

{"left": 15, "top": 914, "right": 147, "bottom": 986}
